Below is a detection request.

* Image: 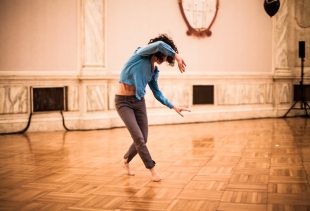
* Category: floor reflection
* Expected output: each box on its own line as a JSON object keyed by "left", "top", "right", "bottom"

{"left": 0, "top": 118, "right": 309, "bottom": 210}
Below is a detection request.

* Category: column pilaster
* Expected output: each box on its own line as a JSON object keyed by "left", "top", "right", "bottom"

{"left": 81, "top": 0, "right": 106, "bottom": 75}
{"left": 274, "top": 0, "right": 292, "bottom": 76}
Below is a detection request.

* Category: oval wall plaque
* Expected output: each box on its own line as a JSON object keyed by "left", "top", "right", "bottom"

{"left": 178, "top": 0, "right": 219, "bottom": 37}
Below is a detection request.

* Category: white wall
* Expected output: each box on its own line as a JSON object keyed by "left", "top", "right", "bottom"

{"left": 0, "top": 0, "right": 77, "bottom": 72}
{"left": 106, "top": 0, "right": 272, "bottom": 74}
{"left": 0, "top": 0, "right": 273, "bottom": 74}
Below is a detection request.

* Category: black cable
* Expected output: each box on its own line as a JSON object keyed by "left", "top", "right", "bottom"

{"left": 0, "top": 110, "right": 121, "bottom": 135}
{"left": 60, "top": 111, "right": 120, "bottom": 131}
{"left": 0, "top": 113, "right": 32, "bottom": 135}
{"left": 60, "top": 110, "right": 72, "bottom": 131}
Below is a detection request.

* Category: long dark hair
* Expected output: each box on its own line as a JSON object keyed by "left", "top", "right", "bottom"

{"left": 148, "top": 34, "right": 179, "bottom": 67}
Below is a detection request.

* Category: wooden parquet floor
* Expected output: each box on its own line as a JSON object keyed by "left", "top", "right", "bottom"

{"left": 0, "top": 117, "right": 310, "bottom": 211}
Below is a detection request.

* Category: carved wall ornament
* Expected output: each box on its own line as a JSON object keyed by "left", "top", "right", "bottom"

{"left": 178, "top": 0, "right": 219, "bottom": 37}
{"left": 295, "top": 0, "right": 310, "bottom": 28}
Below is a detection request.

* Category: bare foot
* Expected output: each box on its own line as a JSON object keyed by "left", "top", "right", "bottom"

{"left": 120, "top": 159, "right": 135, "bottom": 176}
{"left": 150, "top": 167, "right": 161, "bottom": 182}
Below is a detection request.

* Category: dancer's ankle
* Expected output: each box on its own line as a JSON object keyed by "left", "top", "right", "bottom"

{"left": 150, "top": 167, "right": 161, "bottom": 182}
{"left": 123, "top": 158, "right": 128, "bottom": 164}
{"left": 120, "top": 159, "right": 134, "bottom": 176}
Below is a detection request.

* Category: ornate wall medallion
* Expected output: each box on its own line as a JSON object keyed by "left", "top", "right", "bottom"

{"left": 178, "top": 0, "right": 219, "bottom": 37}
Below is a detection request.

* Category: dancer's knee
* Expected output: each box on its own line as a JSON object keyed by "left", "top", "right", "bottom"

{"left": 135, "top": 139, "right": 146, "bottom": 149}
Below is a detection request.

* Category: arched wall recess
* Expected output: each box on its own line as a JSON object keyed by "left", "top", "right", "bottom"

{"left": 178, "top": 0, "right": 219, "bottom": 37}
{"left": 295, "top": 0, "right": 310, "bottom": 28}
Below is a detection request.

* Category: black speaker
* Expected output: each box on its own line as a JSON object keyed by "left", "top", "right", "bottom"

{"left": 294, "top": 85, "right": 310, "bottom": 101}
{"left": 299, "top": 41, "right": 305, "bottom": 58}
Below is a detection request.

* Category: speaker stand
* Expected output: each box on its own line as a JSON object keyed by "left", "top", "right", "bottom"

{"left": 283, "top": 57, "right": 310, "bottom": 117}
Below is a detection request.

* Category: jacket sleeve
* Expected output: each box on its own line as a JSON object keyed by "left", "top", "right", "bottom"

{"left": 148, "top": 73, "right": 174, "bottom": 109}
{"left": 136, "top": 41, "right": 176, "bottom": 57}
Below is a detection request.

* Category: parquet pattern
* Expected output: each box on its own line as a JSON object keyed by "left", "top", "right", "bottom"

{"left": 0, "top": 117, "right": 309, "bottom": 211}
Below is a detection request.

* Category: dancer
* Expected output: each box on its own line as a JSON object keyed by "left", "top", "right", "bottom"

{"left": 115, "top": 34, "right": 190, "bottom": 181}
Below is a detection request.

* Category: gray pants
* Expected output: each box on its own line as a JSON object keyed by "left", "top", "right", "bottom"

{"left": 115, "top": 95, "right": 155, "bottom": 169}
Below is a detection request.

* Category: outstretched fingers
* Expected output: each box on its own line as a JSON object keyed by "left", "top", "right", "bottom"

{"left": 175, "top": 54, "right": 186, "bottom": 73}
{"left": 178, "top": 60, "right": 186, "bottom": 73}
{"left": 181, "top": 107, "right": 191, "bottom": 112}
{"left": 174, "top": 107, "right": 191, "bottom": 117}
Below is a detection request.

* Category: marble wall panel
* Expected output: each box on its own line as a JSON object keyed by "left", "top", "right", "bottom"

{"left": 294, "top": 28, "right": 310, "bottom": 68}
{"left": 295, "top": 0, "right": 310, "bottom": 29}
{"left": 145, "top": 83, "right": 190, "bottom": 108}
{"left": 86, "top": 85, "right": 106, "bottom": 111}
{"left": 295, "top": 0, "right": 310, "bottom": 67}
{"left": 217, "top": 83, "right": 273, "bottom": 105}
{"left": 277, "top": 82, "right": 291, "bottom": 104}
{"left": 266, "top": 83, "right": 273, "bottom": 104}
{"left": 83, "top": 0, "right": 105, "bottom": 67}
{"left": 275, "top": 0, "right": 289, "bottom": 69}
{"left": 108, "top": 82, "right": 190, "bottom": 109}
{"left": 108, "top": 82, "right": 117, "bottom": 110}
{"left": 0, "top": 86, "right": 27, "bottom": 114}
{"left": 67, "top": 86, "right": 79, "bottom": 111}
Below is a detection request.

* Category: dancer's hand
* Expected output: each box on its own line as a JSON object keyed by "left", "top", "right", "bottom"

{"left": 173, "top": 106, "right": 191, "bottom": 117}
{"left": 175, "top": 54, "right": 186, "bottom": 73}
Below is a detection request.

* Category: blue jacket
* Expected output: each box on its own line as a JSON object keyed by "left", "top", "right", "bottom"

{"left": 119, "top": 41, "right": 176, "bottom": 109}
